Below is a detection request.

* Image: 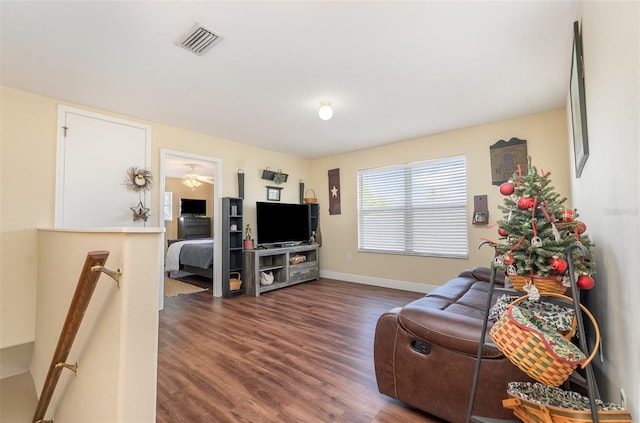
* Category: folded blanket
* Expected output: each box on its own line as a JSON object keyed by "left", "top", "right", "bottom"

{"left": 180, "top": 243, "right": 214, "bottom": 269}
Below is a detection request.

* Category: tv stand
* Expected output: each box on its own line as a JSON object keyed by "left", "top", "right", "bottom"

{"left": 244, "top": 244, "right": 319, "bottom": 296}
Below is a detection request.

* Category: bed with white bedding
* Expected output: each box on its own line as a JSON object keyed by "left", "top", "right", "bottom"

{"left": 166, "top": 238, "right": 214, "bottom": 279}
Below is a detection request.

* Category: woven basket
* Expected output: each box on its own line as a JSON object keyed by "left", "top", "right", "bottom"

{"left": 229, "top": 272, "right": 242, "bottom": 291}
{"left": 503, "top": 397, "right": 632, "bottom": 423}
{"left": 503, "top": 382, "right": 632, "bottom": 423}
{"left": 509, "top": 274, "right": 567, "bottom": 295}
{"left": 304, "top": 189, "right": 317, "bottom": 204}
{"left": 490, "top": 293, "right": 599, "bottom": 387}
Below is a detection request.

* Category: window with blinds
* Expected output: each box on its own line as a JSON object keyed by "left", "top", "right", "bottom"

{"left": 357, "top": 155, "right": 468, "bottom": 259}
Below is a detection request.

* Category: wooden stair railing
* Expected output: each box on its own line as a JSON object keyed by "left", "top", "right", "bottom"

{"left": 33, "top": 250, "right": 121, "bottom": 423}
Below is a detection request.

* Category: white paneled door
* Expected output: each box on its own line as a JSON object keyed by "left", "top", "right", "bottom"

{"left": 56, "top": 106, "right": 151, "bottom": 228}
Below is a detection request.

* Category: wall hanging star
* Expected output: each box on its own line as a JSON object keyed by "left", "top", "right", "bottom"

{"left": 328, "top": 168, "right": 341, "bottom": 215}
{"left": 130, "top": 201, "right": 150, "bottom": 222}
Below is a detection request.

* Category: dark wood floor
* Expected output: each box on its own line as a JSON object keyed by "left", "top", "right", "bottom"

{"left": 157, "top": 278, "right": 444, "bottom": 422}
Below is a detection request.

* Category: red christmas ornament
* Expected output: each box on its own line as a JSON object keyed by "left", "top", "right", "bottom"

{"left": 550, "top": 256, "right": 568, "bottom": 273}
{"left": 502, "top": 254, "right": 514, "bottom": 265}
{"left": 577, "top": 274, "right": 595, "bottom": 290}
{"left": 574, "top": 222, "right": 587, "bottom": 234}
{"left": 497, "top": 227, "right": 508, "bottom": 237}
{"left": 517, "top": 196, "right": 534, "bottom": 210}
{"left": 561, "top": 209, "right": 575, "bottom": 222}
{"left": 499, "top": 181, "right": 515, "bottom": 196}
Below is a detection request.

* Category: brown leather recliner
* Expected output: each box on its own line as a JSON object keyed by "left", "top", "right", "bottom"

{"left": 374, "top": 267, "right": 530, "bottom": 423}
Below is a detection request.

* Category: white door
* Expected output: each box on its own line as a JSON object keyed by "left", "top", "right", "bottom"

{"left": 56, "top": 106, "right": 151, "bottom": 228}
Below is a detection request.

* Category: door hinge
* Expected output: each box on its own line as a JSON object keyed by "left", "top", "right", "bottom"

{"left": 62, "top": 126, "right": 68, "bottom": 137}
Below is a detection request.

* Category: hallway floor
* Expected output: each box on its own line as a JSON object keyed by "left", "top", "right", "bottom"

{"left": 1, "top": 372, "right": 37, "bottom": 422}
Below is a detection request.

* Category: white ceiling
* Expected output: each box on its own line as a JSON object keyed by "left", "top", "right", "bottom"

{"left": 164, "top": 154, "right": 216, "bottom": 182}
{"left": 1, "top": 1, "right": 577, "bottom": 159}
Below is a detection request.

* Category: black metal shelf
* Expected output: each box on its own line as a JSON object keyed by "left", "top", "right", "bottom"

{"left": 466, "top": 244, "right": 601, "bottom": 423}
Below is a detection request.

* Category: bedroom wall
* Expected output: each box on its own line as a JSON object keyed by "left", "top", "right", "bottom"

{"left": 571, "top": 1, "right": 639, "bottom": 418}
{"left": 309, "top": 108, "right": 571, "bottom": 287}
{"left": 164, "top": 178, "right": 214, "bottom": 240}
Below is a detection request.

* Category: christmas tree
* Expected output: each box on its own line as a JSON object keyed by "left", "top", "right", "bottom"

{"left": 493, "top": 158, "right": 595, "bottom": 290}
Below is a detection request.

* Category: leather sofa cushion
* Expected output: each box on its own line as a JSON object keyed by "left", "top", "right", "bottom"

{"left": 397, "top": 268, "right": 505, "bottom": 358}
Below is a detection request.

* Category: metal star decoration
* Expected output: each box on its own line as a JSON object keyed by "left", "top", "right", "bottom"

{"left": 131, "top": 201, "right": 151, "bottom": 222}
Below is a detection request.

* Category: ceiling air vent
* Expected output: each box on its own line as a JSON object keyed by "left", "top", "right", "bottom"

{"left": 177, "top": 24, "right": 223, "bottom": 56}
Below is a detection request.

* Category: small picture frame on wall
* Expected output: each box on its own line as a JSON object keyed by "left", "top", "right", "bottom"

{"left": 570, "top": 20, "right": 589, "bottom": 178}
{"left": 266, "top": 186, "right": 282, "bottom": 201}
{"left": 489, "top": 138, "right": 528, "bottom": 185}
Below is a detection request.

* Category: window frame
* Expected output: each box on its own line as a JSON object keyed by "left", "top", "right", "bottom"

{"left": 356, "top": 155, "right": 468, "bottom": 259}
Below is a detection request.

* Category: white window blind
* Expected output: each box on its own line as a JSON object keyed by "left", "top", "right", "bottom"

{"left": 357, "top": 155, "right": 468, "bottom": 259}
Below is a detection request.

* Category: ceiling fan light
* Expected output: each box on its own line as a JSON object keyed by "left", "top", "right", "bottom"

{"left": 183, "top": 164, "right": 202, "bottom": 190}
{"left": 183, "top": 177, "right": 202, "bottom": 190}
{"left": 318, "top": 101, "right": 333, "bottom": 120}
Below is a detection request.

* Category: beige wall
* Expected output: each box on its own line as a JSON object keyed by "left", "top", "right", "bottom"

{"left": 310, "top": 108, "right": 571, "bottom": 286}
{"left": 572, "top": 1, "right": 639, "bottom": 418}
{"left": 0, "top": 87, "right": 313, "bottom": 353}
{"left": 164, "top": 178, "right": 214, "bottom": 240}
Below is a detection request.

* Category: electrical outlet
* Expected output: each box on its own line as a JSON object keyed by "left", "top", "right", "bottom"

{"left": 346, "top": 252, "right": 352, "bottom": 260}
{"left": 620, "top": 389, "right": 627, "bottom": 409}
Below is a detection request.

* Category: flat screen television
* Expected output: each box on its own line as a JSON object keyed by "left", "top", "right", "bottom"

{"left": 180, "top": 198, "right": 206, "bottom": 216}
{"left": 256, "top": 202, "right": 311, "bottom": 246}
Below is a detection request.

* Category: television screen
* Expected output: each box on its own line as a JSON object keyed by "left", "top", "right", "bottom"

{"left": 256, "top": 202, "right": 311, "bottom": 246}
{"left": 180, "top": 198, "right": 206, "bottom": 216}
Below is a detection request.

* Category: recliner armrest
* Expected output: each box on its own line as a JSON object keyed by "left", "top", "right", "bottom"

{"left": 398, "top": 298, "right": 503, "bottom": 358}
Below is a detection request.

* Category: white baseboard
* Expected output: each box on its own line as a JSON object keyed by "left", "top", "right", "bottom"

{"left": 319, "top": 270, "right": 438, "bottom": 294}
{"left": 0, "top": 342, "right": 34, "bottom": 380}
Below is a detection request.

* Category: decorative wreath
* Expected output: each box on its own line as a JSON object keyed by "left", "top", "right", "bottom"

{"left": 123, "top": 167, "right": 153, "bottom": 192}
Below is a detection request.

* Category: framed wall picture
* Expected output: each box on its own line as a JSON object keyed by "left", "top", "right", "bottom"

{"left": 266, "top": 186, "right": 282, "bottom": 201}
{"left": 489, "top": 138, "right": 528, "bottom": 185}
{"left": 570, "top": 20, "right": 589, "bottom": 178}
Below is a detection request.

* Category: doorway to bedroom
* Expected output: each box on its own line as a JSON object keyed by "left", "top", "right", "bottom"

{"left": 160, "top": 149, "right": 223, "bottom": 303}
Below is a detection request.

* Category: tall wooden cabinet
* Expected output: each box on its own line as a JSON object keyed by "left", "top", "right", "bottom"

{"left": 222, "top": 197, "right": 244, "bottom": 297}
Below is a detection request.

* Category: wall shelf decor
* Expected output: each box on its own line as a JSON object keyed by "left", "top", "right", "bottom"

{"left": 261, "top": 168, "right": 288, "bottom": 184}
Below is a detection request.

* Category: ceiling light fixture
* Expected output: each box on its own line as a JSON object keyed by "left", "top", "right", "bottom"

{"left": 318, "top": 101, "right": 333, "bottom": 120}
{"left": 183, "top": 165, "right": 202, "bottom": 190}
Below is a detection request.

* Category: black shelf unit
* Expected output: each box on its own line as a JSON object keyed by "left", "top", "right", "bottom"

{"left": 309, "top": 203, "right": 319, "bottom": 236}
{"left": 222, "top": 197, "right": 244, "bottom": 297}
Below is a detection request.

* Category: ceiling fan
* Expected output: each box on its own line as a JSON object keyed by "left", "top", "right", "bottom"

{"left": 183, "top": 164, "right": 213, "bottom": 190}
